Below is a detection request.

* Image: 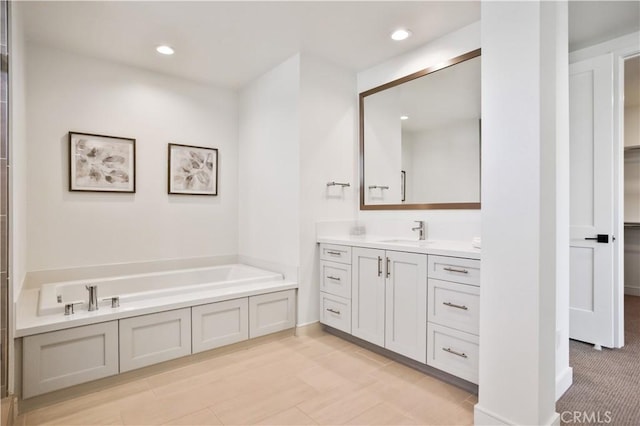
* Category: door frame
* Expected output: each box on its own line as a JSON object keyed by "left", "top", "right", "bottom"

{"left": 570, "top": 32, "right": 640, "bottom": 348}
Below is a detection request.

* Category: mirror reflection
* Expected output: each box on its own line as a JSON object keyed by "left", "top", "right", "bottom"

{"left": 360, "top": 50, "right": 481, "bottom": 209}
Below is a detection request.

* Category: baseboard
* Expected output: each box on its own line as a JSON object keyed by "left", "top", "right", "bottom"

{"left": 624, "top": 286, "right": 640, "bottom": 296}
{"left": 556, "top": 366, "right": 573, "bottom": 400}
{"left": 474, "top": 404, "right": 560, "bottom": 425}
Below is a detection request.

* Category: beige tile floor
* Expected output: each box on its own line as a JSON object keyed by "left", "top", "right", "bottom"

{"left": 16, "top": 329, "right": 476, "bottom": 425}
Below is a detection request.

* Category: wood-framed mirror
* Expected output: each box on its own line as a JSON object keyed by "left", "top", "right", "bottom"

{"left": 359, "top": 48, "right": 481, "bottom": 210}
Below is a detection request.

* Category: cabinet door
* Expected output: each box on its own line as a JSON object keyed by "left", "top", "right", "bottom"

{"left": 23, "top": 322, "right": 119, "bottom": 398}
{"left": 249, "top": 290, "right": 296, "bottom": 338}
{"left": 385, "top": 251, "right": 427, "bottom": 363}
{"left": 119, "top": 308, "right": 191, "bottom": 372}
{"left": 192, "top": 298, "right": 249, "bottom": 354}
{"left": 352, "top": 247, "right": 385, "bottom": 346}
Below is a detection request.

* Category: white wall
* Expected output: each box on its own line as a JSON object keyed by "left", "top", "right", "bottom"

{"left": 9, "top": 3, "right": 27, "bottom": 302}
{"left": 475, "top": 1, "right": 565, "bottom": 424}
{"left": 25, "top": 43, "right": 238, "bottom": 272}
{"left": 298, "top": 54, "right": 357, "bottom": 325}
{"left": 238, "top": 55, "right": 300, "bottom": 275}
{"left": 356, "top": 21, "right": 481, "bottom": 242}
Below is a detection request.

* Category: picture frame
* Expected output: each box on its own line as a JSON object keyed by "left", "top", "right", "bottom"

{"left": 69, "top": 131, "right": 136, "bottom": 193}
{"left": 168, "top": 143, "right": 218, "bottom": 196}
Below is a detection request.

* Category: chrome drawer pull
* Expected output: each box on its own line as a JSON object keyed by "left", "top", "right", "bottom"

{"left": 326, "top": 251, "right": 342, "bottom": 256}
{"left": 326, "top": 276, "right": 341, "bottom": 281}
{"left": 443, "top": 302, "right": 468, "bottom": 310}
{"left": 386, "top": 257, "right": 391, "bottom": 278}
{"left": 443, "top": 267, "right": 469, "bottom": 274}
{"left": 378, "top": 256, "right": 382, "bottom": 277}
{"left": 326, "top": 308, "right": 341, "bottom": 315}
{"left": 442, "top": 347, "right": 468, "bottom": 358}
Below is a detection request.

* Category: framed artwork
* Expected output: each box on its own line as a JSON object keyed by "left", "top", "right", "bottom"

{"left": 69, "top": 132, "right": 136, "bottom": 193}
{"left": 168, "top": 143, "right": 218, "bottom": 195}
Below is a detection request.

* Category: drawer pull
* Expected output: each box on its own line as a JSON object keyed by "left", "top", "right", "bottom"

{"left": 386, "top": 257, "right": 391, "bottom": 278}
{"left": 443, "top": 302, "right": 468, "bottom": 310}
{"left": 326, "top": 251, "right": 343, "bottom": 256}
{"left": 326, "top": 308, "right": 341, "bottom": 315}
{"left": 326, "top": 276, "right": 341, "bottom": 281}
{"left": 378, "top": 256, "right": 382, "bottom": 277}
{"left": 442, "top": 347, "right": 468, "bottom": 358}
{"left": 443, "top": 267, "right": 469, "bottom": 274}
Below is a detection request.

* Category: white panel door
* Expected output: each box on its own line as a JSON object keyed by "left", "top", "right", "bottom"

{"left": 569, "top": 53, "right": 615, "bottom": 348}
{"left": 352, "top": 247, "right": 385, "bottom": 346}
{"left": 385, "top": 251, "right": 427, "bottom": 362}
{"left": 248, "top": 290, "right": 296, "bottom": 338}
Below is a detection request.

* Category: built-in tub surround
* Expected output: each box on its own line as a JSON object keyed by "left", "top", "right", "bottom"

{"left": 17, "top": 264, "right": 297, "bottom": 337}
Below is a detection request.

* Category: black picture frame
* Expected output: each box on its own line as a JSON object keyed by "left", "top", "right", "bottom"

{"left": 168, "top": 143, "right": 218, "bottom": 196}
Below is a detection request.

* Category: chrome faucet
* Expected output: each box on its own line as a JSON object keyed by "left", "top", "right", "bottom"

{"left": 412, "top": 221, "right": 426, "bottom": 240}
{"left": 86, "top": 285, "right": 98, "bottom": 311}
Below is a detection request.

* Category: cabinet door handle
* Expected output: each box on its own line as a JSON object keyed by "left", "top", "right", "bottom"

{"left": 378, "top": 256, "right": 382, "bottom": 277}
{"left": 443, "top": 267, "right": 469, "bottom": 274}
{"left": 326, "top": 308, "right": 341, "bottom": 315}
{"left": 442, "top": 347, "right": 468, "bottom": 358}
{"left": 443, "top": 302, "right": 468, "bottom": 310}
{"left": 326, "top": 276, "right": 341, "bottom": 281}
{"left": 326, "top": 251, "right": 342, "bottom": 256}
{"left": 386, "top": 257, "right": 391, "bottom": 278}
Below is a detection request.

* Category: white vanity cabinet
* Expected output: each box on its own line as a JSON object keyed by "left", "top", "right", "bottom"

{"left": 426, "top": 255, "right": 480, "bottom": 384}
{"left": 23, "top": 321, "right": 119, "bottom": 399}
{"left": 319, "top": 243, "right": 353, "bottom": 334}
{"left": 352, "top": 247, "right": 427, "bottom": 363}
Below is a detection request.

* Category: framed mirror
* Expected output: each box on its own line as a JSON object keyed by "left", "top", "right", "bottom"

{"left": 359, "top": 49, "right": 481, "bottom": 210}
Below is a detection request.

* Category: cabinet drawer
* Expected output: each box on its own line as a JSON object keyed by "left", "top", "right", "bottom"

{"left": 23, "top": 321, "right": 119, "bottom": 398}
{"left": 428, "top": 255, "right": 480, "bottom": 286}
{"left": 192, "top": 298, "right": 249, "bottom": 354}
{"left": 119, "top": 308, "right": 191, "bottom": 372}
{"left": 320, "top": 261, "right": 351, "bottom": 299}
{"left": 427, "top": 323, "right": 479, "bottom": 384}
{"left": 428, "top": 279, "right": 480, "bottom": 335}
{"left": 319, "top": 244, "right": 352, "bottom": 264}
{"left": 320, "top": 292, "right": 351, "bottom": 334}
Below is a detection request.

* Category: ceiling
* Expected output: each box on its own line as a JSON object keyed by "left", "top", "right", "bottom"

{"left": 19, "top": 1, "right": 640, "bottom": 90}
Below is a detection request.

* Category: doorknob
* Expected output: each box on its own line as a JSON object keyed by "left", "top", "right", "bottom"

{"left": 585, "top": 234, "right": 609, "bottom": 243}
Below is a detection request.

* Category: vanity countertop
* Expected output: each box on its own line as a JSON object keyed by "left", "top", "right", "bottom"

{"left": 317, "top": 236, "right": 481, "bottom": 260}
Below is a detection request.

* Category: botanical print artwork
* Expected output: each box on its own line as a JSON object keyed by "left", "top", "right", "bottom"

{"left": 168, "top": 144, "right": 218, "bottom": 195}
{"left": 69, "top": 132, "right": 135, "bottom": 192}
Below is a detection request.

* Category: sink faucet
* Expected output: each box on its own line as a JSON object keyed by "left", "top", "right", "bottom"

{"left": 412, "top": 221, "right": 425, "bottom": 240}
{"left": 86, "top": 285, "right": 98, "bottom": 311}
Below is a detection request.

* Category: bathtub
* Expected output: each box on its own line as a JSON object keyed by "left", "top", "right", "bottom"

{"left": 38, "top": 264, "right": 284, "bottom": 317}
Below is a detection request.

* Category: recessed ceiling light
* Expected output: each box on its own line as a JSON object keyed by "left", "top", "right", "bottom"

{"left": 156, "top": 45, "right": 175, "bottom": 55}
{"left": 391, "top": 29, "right": 412, "bottom": 41}
{"left": 400, "top": 115, "right": 409, "bottom": 120}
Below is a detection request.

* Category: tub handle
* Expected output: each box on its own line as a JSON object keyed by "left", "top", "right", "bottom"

{"left": 64, "top": 301, "right": 83, "bottom": 316}
{"left": 102, "top": 296, "right": 120, "bottom": 308}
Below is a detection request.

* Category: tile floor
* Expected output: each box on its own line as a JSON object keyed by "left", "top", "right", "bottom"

{"left": 16, "top": 328, "right": 476, "bottom": 425}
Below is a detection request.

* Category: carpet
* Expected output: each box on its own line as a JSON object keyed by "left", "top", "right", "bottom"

{"left": 556, "top": 296, "right": 640, "bottom": 426}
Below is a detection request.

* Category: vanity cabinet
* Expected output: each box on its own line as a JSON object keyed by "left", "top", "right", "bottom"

{"left": 319, "top": 243, "right": 353, "bottom": 334}
{"left": 426, "top": 255, "right": 480, "bottom": 384}
{"left": 352, "top": 247, "right": 427, "bottom": 363}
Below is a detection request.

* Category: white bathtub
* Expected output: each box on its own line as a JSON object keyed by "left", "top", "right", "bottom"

{"left": 38, "top": 264, "right": 283, "bottom": 316}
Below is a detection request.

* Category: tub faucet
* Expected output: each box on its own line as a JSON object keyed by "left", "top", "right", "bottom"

{"left": 86, "top": 285, "right": 98, "bottom": 311}
{"left": 412, "top": 221, "right": 426, "bottom": 240}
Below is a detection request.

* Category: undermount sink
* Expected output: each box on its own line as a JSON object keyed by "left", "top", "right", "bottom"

{"left": 377, "top": 239, "right": 434, "bottom": 246}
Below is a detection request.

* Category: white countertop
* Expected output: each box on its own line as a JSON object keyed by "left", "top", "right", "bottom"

{"left": 317, "top": 236, "right": 481, "bottom": 260}
{"left": 16, "top": 280, "right": 298, "bottom": 337}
